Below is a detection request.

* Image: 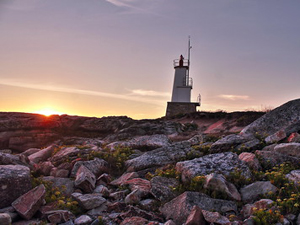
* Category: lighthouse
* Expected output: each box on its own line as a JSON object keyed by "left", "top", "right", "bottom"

{"left": 166, "top": 38, "right": 200, "bottom": 117}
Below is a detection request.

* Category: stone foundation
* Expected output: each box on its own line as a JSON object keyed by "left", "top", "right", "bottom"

{"left": 166, "top": 102, "right": 199, "bottom": 117}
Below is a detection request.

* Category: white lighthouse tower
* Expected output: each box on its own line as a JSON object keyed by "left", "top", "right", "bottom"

{"left": 166, "top": 38, "right": 200, "bottom": 117}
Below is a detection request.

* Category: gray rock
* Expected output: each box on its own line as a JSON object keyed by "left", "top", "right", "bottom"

{"left": 150, "top": 176, "right": 179, "bottom": 202}
{"left": 239, "top": 152, "right": 261, "bottom": 171}
{"left": 72, "top": 193, "right": 106, "bottom": 210}
{"left": 74, "top": 215, "right": 93, "bottom": 225}
{"left": 202, "top": 210, "right": 231, "bottom": 225}
{"left": 58, "top": 220, "right": 75, "bottom": 225}
{"left": 125, "top": 142, "right": 194, "bottom": 172}
{"left": 93, "top": 185, "right": 110, "bottom": 197}
{"left": 240, "top": 181, "right": 278, "bottom": 203}
{"left": 210, "top": 134, "right": 248, "bottom": 153}
{"left": 12, "top": 184, "right": 46, "bottom": 220}
{"left": 125, "top": 189, "right": 142, "bottom": 204}
{"left": 241, "top": 199, "right": 274, "bottom": 219}
{"left": 160, "top": 191, "right": 237, "bottom": 225}
{"left": 139, "top": 199, "right": 158, "bottom": 211}
{"left": 255, "top": 150, "right": 300, "bottom": 168}
{"left": 74, "top": 165, "right": 96, "bottom": 193}
{"left": 274, "top": 143, "right": 300, "bottom": 157}
{"left": 241, "top": 99, "right": 300, "bottom": 138}
{"left": 185, "top": 205, "right": 205, "bottom": 225}
{"left": 176, "top": 152, "right": 251, "bottom": 183}
{"left": 286, "top": 170, "right": 300, "bottom": 185}
{"left": 0, "top": 153, "right": 29, "bottom": 166}
{"left": 0, "top": 165, "right": 32, "bottom": 208}
{"left": 28, "top": 144, "right": 57, "bottom": 163}
{"left": 42, "top": 176, "right": 75, "bottom": 196}
{"left": 71, "top": 158, "right": 108, "bottom": 178}
{"left": 110, "top": 172, "right": 139, "bottom": 186}
{"left": 265, "top": 130, "right": 286, "bottom": 144}
{"left": 45, "top": 210, "right": 75, "bottom": 224}
{"left": 0, "top": 213, "right": 11, "bottom": 225}
{"left": 204, "top": 173, "right": 241, "bottom": 201}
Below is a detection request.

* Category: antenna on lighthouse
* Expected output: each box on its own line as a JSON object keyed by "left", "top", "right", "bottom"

{"left": 187, "top": 36, "right": 192, "bottom": 83}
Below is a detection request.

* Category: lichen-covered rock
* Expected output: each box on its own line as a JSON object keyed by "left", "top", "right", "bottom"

{"left": 185, "top": 205, "right": 205, "bottom": 225}
{"left": 0, "top": 153, "right": 29, "bottom": 166}
{"left": 123, "top": 178, "right": 151, "bottom": 196}
{"left": 239, "top": 152, "right": 261, "bottom": 171}
{"left": 74, "top": 165, "right": 96, "bottom": 193}
{"left": 125, "top": 142, "right": 193, "bottom": 172}
{"left": 28, "top": 144, "right": 57, "bottom": 164}
{"left": 0, "top": 165, "right": 32, "bottom": 208}
{"left": 74, "top": 215, "right": 93, "bottom": 225}
{"left": 150, "top": 176, "right": 179, "bottom": 202}
{"left": 110, "top": 172, "right": 139, "bottom": 186}
{"left": 204, "top": 173, "right": 241, "bottom": 201}
{"left": 71, "top": 193, "right": 106, "bottom": 210}
{"left": 202, "top": 210, "right": 231, "bottom": 225}
{"left": 240, "top": 181, "right": 278, "bottom": 203}
{"left": 42, "top": 176, "right": 75, "bottom": 196}
{"left": 274, "top": 143, "right": 300, "bottom": 158}
{"left": 241, "top": 99, "right": 300, "bottom": 138}
{"left": 255, "top": 150, "right": 300, "bottom": 167}
{"left": 241, "top": 199, "right": 274, "bottom": 219}
{"left": 160, "top": 192, "right": 237, "bottom": 225}
{"left": 12, "top": 184, "right": 46, "bottom": 220}
{"left": 286, "top": 170, "right": 300, "bottom": 185}
{"left": 176, "top": 152, "right": 251, "bottom": 182}
{"left": 210, "top": 134, "right": 248, "bottom": 153}
{"left": 265, "top": 130, "right": 286, "bottom": 144}
{"left": 125, "top": 189, "right": 142, "bottom": 205}
{"left": 71, "top": 158, "right": 108, "bottom": 178}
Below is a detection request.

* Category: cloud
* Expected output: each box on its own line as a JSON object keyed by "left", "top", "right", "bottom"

{"left": 128, "top": 89, "right": 170, "bottom": 97}
{"left": 218, "top": 94, "right": 250, "bottom": 101}
{"left": 0, "top": 79, "right": 165, "bottom": 106}
{"left": 105, "top": 0, "right": 139, "bottom": 10}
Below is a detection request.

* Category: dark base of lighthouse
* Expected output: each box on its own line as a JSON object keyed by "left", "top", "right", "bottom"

{"left": 166, "top": 102, "right": 200, "bottom": 117}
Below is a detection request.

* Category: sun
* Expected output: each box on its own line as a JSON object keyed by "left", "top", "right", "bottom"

{"left": 34, "top": 109, "right": 63, "bottom": 117}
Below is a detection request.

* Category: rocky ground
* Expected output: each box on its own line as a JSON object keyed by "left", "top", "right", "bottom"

{"left": 1, "top": 99, "right": 300, "bottom": 224}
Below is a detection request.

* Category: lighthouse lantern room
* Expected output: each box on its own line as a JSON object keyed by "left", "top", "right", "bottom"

{"left": 166, "top": 38, "right": 200, "bottom": 117}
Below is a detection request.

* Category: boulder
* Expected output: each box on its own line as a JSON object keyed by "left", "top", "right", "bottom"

{"left": 160, "top": 191, "right": 237, "bottom": 225}
{"left": 125, "top": 189, "right": 142, "bottom": 205}
{"left": 123, "top": 178, "right": 151, "bottom": 196}
{"left": 241, "top": 199, "right": 274, "bottom": 219}
{"left": 0, "top": 165, "right": 32, "bottom": 208}
{"left": 255, "top": 150, "right": 300, "bottom": 167}
{"left": 265, "top": 130, "right": 286, "bottom": 144}
{"left": 150, "top": 176, "right": 179, "bottom": 202}
{"left": 210, "top": 134, "right": 248, "bottom": 153}
{"left": 176, "top": 152, "right": 251, "bottom": 183}
{"left": 204, "top": 173, "right": 241, "bottom": 201}
{"left": 239, "top": 152, "right": 261, "bottom": 170}
{"left": 70, "top": 158, "right": 108, "bottom": 178}
{"left": 71, "top": 193, "right": 106, "bottom": 210}
{"left": 0, "top": 213, "right": 11, "bottom": 225}
{"left": 110, "top": 172, "right": 139, "bottom": 186}
{"left": 74, "top": 165, "right": 96, "bottom": 193}
{"left": 202, "top": 210, "right": 231, "bottom": 225}
{"left": 185, "top": 205, "right": 205, "bottom": 225}
{"left": 240, "top": 181, "right": 278, "bottom": 203}
{"left": 274, "top": 143, "right": 300, "bottom": 157}
{"left": 125, "top": 142, "right": 193, "bottom": 172}
{"left": 93, "top": 185, "right": 110, "bottom": 197}
{"left": 42, "top": 176, "right": 75, "bottom": 196}
{"left": 34, "top": 161, "right": 54, "bottom": 176}
{"left": 0, "top": 153, "right": 29, "bottom": 166}
{"left": 74, "top": 215, "right": 93, "bottom": 225}
{"left": 28, "top": 144, "right": 57, "bottom": 164}
{"left": 241, "top": 99, "right": 300, "bottom": 138}
{"left": 45, "top": 210, "right": 75, "bottom": 224}
{"left": 12, "top": 184, "right": 46, "bottom": 220}
{"left": 286, "top": 170, "right": 300, "bottom": 185}
{"left": 107, "top": 134, "right": 170, "bottom": 151}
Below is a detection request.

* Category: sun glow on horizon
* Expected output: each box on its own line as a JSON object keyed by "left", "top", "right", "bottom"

{"left": 33, "top": 108, "right": 64, "bottom": 117}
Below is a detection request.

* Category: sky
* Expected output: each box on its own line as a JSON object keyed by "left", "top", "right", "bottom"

{"left": 0, "top": 0, "right": 300, "bottom": 119}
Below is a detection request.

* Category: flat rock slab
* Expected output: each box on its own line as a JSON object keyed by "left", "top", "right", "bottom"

{"left": 12, "top": 184, "right": 46, "bottom": 220}
{"left": 176, "top": 152, "right": 251, "bottom": 182}
{"left": 160, "top": 191, "right": 237, "bottom": 225}
{"left": 71, "top": 158, "right": 108, "bottom": 178}
{"left": 0, "top": 165, "right": 32, "bottom": 208}
{"left": 72, "top": 193, "right": 106, "bottom": 210}
{"left": 274, "top": 143, "right": 300, "bottom": 158}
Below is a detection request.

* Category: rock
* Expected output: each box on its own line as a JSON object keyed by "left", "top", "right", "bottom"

{"left": 71, "top": 158, "right": 108, "bottom": 178}
{"left": 288, "top": 133, "right": 300, "bottom": 143}
{"left": 265, "top": 130, "right": 286, "bottom": 144}
{"left": 86, "top": 204, "right": 107, "bottom": 217}
{"left": 0, "top": 165, "right": 32, "bottom": 208}
{"left": 120, "top": 205, "right": 163, "bottom": 222}
{"left": 107, "top": 134, "right": 170, "bottom": 151}
{"left": 0, "top": 213, "right": 11, "bottom": 225}
{"left": 120, "top": 216, "right": 148, "bottom": 225}
{"left": 240, "top": 181, "right": 278, "bottom": 203}
{"left": 96, "top": 173, "right": 111, "bottom": 185}
{"left": 241, "top": 199, "right": 274, "bottom": 219}
{"left": 59, "top": 220, "right": 75, "bottom": 225}
{"left": 164, "top": 220, "right": 176, "bottom": 225}
{"left": 160, "top": 191, "right": 237, "bottom": 225}
{"left": 185, "top": 205, "right": 205, "bottom": 225}
{"left": 42, "top": 176, "right": 75, "bottom": 196}
{"left": 241, "top": 99, "right": 300, "bottom": 138}
{"left": 150, "top": 176, "right": 179, "bottom": 202}
{"left": 274, "top": 143, "right": 300, "bottom": 157}
{"left": 12, "top": 184, "right": 46, "bottom": 220}
{"left": 239, "top": 152, "right": 261, "bottom": 170}
{"left": 74, "top": 215, "right": 93, "bottom": 225}
{"left": 94, "top": 185, "right": 110, "bottom": 197}
{"left": 176, "top": 152, "right": 251, "bottom": 183}
{"left": 51, "top": 168, "right": 70, "bottom": 178}
{"left": 74, "top": 165, "right": 96, "bottom": 193}
{"left": 286, "top": 170, "right": 300, "bottom": 185}
{"left": 139, "top": 199, "right": 158, "bottom": 211}
{"left": 297, "top": 213, "right": 300, "bottom": 225}
{"left": 20, "top": 148, "right": 40, "bottom": 157}
{"left": 204, "top": 173, "right": 241, "bottom": 201}
{"left": 210, "top": 134, "right": 248, "bottom": 153}
{"left": 110, "top": 172, "right": 139, "bottom": 186}
{"left": 236, "top": 139, "right": 261, "bottom": 152}
{"left": 123, "top": 178, "right": 151, "bottom": 196}
{"left": 28, "top": 144, "right": 57, "bottom": 164}
{"left": 255, "top": 150, "right": 300, "bottom": 168}
{"left": 0, "top": 152, "right": 29, "bottom": 166}
{"left": 72, "top": 193, "right": 106, "bottom": 210}
{"left": 45, "top": 210, "right": 75, "bottom": 224}
{"left": 125, "top": 142, "right": 193, "bottom": 172}
{"left": 202, "top": 210, "right": 231, "bottom": 225}
{"left": 34, "top": 161, "right": 54, "bottom": 176}
{"left": 109, "top": 190, "right": 129, "bottom": 201}
{"left": 125, "top": 189, "right": 142, "bottom": 204}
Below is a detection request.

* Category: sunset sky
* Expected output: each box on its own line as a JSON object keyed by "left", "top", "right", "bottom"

{"left": 1, "top": 0, "right": 300, "bottom": 119}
